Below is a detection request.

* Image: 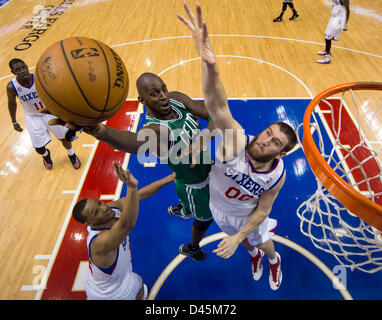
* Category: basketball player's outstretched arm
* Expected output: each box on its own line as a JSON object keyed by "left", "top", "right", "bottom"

{"left": 136, "top": 172, "right": 175, "bottom": 201}
{"left": 93, "top": 162, "right": 139, "bottom": 253}
{"left": 178, "top": 2, "right": 246, "bottom": 159}
{"left": 90, "top": 124, "right": 145, "bottom": 154}
{"left": 47, "top": 115, "right": 146, "bottom": 154}
{"left": 6, "top": 83, "right": 23, "bottom": 132}
{"left": 108, "top": 173, "right": 175, "bottom": 208}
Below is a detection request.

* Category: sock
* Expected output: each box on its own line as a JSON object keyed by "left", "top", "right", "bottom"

{"left": 278, "top": 3, "right": 287, "bottom": 17}
{"left": 287, "top": 2, "right": 296, "bottom": 12}
{"left": 269, "top": 254, "right": 279, "bottom": 265}
{"left": 249, "top": 247, "right": 259, "bottom": 257}
{"left": 66, "top": 148, "right": 74, "bottom": 156}
{"left": 42, "top": 150, "right": 49, "bottom": 157}
{"left": 325, "top": 38, "right": 332, "bottom": 54}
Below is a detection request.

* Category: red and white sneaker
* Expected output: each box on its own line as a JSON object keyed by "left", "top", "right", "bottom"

{"left": 250, "top": 249, "right": 264, "bottom": 281}
{"left": 42, "top": 149, "right": 53, "bottom": 170}
{"left": 269, "top": 253, "right": 282, "bottom": 290}
{"left": 69, "top": 153, "right": 81, "bottom": 169}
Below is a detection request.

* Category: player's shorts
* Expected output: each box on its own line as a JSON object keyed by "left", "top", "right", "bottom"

{"left": 210, "top": 205, "right": 277, "bottom": 247}
{"left": 283, "top": 0, "right": 294, "bottom": 3}
{"left": 24, "top": 113, "right": 68, "bottom": 148}
{"left": 175, "top": 178, "right": 212, "bottom": 221}
{"left": 325, "top": 5, "right": 346, "bottom": 41}
{"left": 86, "top": 271, "right": 143, "bottom": 300}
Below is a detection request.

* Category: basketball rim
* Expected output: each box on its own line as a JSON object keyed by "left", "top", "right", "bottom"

{"left": 302, "top": 82, "right": 382, "bottom": 231}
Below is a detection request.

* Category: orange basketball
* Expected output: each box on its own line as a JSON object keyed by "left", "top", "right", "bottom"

{"left": 35, "top": 36, "right": 129, "bottom": 126}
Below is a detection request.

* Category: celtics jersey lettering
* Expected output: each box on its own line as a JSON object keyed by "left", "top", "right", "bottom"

{"left": 144, "top": 99, "right": 212, "bottom": 185}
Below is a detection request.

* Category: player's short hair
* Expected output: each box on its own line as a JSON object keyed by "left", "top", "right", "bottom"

{"left": 72, "top": 199, "right": 89, "bottom": 224}
{"left": 9, "top": 58, "right": 25, "bottom": 70}
{"left": 273, "top": 121, "right": 298, "bottom": 153}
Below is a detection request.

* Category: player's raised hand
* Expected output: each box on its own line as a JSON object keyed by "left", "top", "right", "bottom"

{"left": 113, "top": 161, "right": 138, "bottom": 188}
{"left": 177, "top": 2, "right": 216, "bottom": 64}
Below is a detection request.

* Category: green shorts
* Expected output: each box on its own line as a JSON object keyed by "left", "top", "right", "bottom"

{"left": 175, "top": 180, "right": 212, "bottom": 221}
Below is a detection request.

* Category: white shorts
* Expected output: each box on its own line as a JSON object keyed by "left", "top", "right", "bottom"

{"left": 210, "top": 206, "right": 277, "bottom": 247}
{"left": 86, "top": 271, "right": 143, "bottom": 300}
{"left": 325, "top": 5, "right": 346, "bottom": 41}
{"left": 24, "top": 113, "right": 68, "bottom": 148}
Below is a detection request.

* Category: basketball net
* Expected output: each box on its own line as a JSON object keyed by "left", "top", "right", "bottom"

{"left": 296, "top": 83, "right": 382, "bottom": 273}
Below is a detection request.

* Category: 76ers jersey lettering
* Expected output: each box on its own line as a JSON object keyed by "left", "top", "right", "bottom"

{"left": 224, "top": 167, "right": 265, "bottom": 197}
{"left": 11, "top": 75, "right": 45, "bottom": 115}
{"left": 209, "top": 135, "right": 285, "bottom": 217}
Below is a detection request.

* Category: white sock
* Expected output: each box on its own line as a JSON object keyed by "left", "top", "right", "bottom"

{"left": 269, "top": 253, "right": 279, "bottom": 265}
{"left": 66, "top": 148, "right": 74, "bottom": 156}
{"left": 42, "top": 150, "right": 49, "bottom": 157}
{"left": 249, "top": 247, "right": 259, "bottom": 257}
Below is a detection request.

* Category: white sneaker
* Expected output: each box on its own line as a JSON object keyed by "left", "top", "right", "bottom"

{"left": 269, "top": 253, "right": 282, "bottom": 290}
{"left": 249, "top": 250, "right": 264, "bottom": 281}
{"left": 316, "top": 55, "right": 331, "bottom": 64}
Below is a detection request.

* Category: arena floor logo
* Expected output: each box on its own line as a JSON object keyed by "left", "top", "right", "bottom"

{"left": 14, "top": 0, "right": 77, "bottom": 51}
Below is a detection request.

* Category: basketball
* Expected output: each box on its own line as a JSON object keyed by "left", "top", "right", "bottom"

{"left": 35, "top": 36, "right": 129, "bottom": 126}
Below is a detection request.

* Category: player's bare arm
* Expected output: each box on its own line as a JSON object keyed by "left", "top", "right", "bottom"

{"left": 47, "top": 115, "right": 146, "bottom": 154}
{"left": 6, "top": 82, "right": 23, "bottom": 132}
{"left": 343, "top": 0, "right": 350, "bottom": 22}
{"left": 92, "top": 124, "right": 148, "bottom": 154}
{"left": 137, "top": 172, "right": 175, "bottom": 201}
{"left": 213, "top": 171, "right": 286, "bottom": 259}
{"left": 169, "top": 91, "right": 209, "bottom": 120}
{"left": 178, "top": 2, "right": 246, "bottom": 159}
{"left": 90, "top": 162, "right": 139, "bottom": 262}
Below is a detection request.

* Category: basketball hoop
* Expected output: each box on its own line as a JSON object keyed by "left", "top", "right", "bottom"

{"left": 297, "top": 82, "right": 382, "bottom": 273}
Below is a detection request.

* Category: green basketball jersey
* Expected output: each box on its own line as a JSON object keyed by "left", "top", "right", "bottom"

{"left": 144, "top": 98, "right": 212, "bottom": 185}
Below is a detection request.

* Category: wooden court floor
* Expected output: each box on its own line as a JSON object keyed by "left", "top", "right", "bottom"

{"left": 0, "top": 0, "right": 381, "bottom": 299}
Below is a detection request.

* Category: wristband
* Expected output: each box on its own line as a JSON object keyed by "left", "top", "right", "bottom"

{"left": 12, "top": 122, "right": 18, "bottom": 124}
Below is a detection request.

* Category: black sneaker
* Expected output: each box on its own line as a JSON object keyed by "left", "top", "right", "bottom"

{"left": 168, "top": 203, "right": 191, "bottom": 219}
{"left": 43, "top": 149, "right": 53, "bottom": 170}
{"left": 273, "top": 15, "right": 283, "bottom": 22}
{"left": 289, "top": 12, "right": 299, "bottom": 20}
{"left": 179, "top": 244, "right": 207, "bottom": 261}
{"left": 68, "top": 153, "right": 81, "bottom": 169}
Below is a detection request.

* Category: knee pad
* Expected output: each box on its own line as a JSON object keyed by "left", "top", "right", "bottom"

{"left": 193, "top": 219, "right": 213, "bottom": 232}
{"left": 35, "top": 146, "right": 46, "bottom": 155}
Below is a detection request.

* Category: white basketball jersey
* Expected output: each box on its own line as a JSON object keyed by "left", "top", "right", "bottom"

{"left": 209, "top": 135, "right": 285, "bottom": 217}
{"left": 11, "top": 75, "right": 45, "bottom": 115}
{"left": 85, "top": 207, "right": 135, "bottom": 299}
{"left": 331, "top": 0, "right": 345, "bottom": 17}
